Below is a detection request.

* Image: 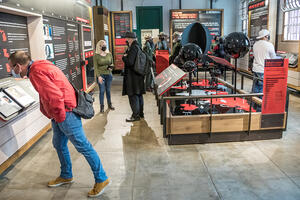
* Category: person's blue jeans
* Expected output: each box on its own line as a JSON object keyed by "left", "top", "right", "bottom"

{"left": 97, "top": 74, "right": 113, "bottom": 106}
{"left": 128, "top": 94, "right": 144, "bottom": 118}
{"left": 252, "top": 72, "right": 264, "bottom": 94}
{"left": 51, "top": 112, "right": 108, "bottom": 183}
{"left": 252, "top": 72, "right": 264, "bottom": 112}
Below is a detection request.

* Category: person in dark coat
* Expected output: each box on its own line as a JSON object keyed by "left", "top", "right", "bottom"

{"left": 169, "top": 31, "right": 182, "bottom": 64}
{"left": 122, "top": 32, "right": 146, "bottom": 122}
{"left": 213, "top": 37, "right": 226, "bottom": 58}
{"left": 143, "top": 35, "right": 155, "bottom": 91}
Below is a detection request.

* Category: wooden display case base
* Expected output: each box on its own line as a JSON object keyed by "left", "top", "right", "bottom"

{"left": 167, "top": 129, "right": 283, "bottom": 145}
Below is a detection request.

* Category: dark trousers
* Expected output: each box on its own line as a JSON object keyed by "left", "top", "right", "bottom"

{"left": 128, "top": 94, "right": 144, "bottom": 118}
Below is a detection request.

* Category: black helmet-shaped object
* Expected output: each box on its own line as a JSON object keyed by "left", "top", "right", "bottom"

{"left": 224, "top": 32, "right": 250, "bottom": 59}
{"left": 178, "top": 43, "right": 203, "bottom": 62}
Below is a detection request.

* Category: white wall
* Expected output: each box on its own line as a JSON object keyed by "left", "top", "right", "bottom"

{"left": 211, "top": 0, "right": 240, "bottom": 35}
{"left": 181, "top": 0, "right": 209, "bottom": 10}
{"left": 104, "top": 0, "right": 240, "bottom": 36}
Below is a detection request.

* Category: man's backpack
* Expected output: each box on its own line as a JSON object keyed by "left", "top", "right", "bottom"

{"left": 134, "top": 45, "right": 151, "bottom": 76}
{"left": 70, "top": 82, "right": 95, "bottom": 119}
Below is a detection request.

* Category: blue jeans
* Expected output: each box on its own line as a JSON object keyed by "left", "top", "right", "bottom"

{"left": 252, "top": 72, "right": 264, "bottom": 112}
{"left": 51, "top": 112, "right": 108, "bottom": 183}
{"left": 252, "top": 72, "right": 264, "bottom": 94}
{"left": 128, "top": 95, "right": 144, "bottom": 118}
{"left": 97, "top": 74, "right": 113, "bottom": 106}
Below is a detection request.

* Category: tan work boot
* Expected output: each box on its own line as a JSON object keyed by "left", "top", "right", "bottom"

{"left": 88, "top": 178, "right": 111, "bottom": 197}
{"left": 48, "top": 177, "right": 74, "bottom": 187}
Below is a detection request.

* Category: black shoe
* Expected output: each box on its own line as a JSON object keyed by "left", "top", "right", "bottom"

{"left": 139, "top": 113, "right": 144, "bottom": 118}
{"left": 108, "top": 104, "right": 115, "bottom": 110}
{"left": 100, "top": 105, "right": 104, "bottom": 113}
{"left": 126, "top": 116, "right": 140, "bottom": 122}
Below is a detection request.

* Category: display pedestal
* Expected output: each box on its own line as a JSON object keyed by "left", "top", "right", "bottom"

{"left": 0, "top": 78, "right": 51, "bottom": 174}
{"left": 156, "top": 50, "right": 169, "bottom": 75}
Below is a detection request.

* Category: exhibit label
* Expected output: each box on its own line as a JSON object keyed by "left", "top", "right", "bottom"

{"left": 262, "top": 59, "right": 288, "bottom": 114}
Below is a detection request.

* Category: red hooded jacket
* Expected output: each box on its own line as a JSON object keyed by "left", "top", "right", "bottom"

{"left": 29, "top": 60, "right": 77, "bottom": 123}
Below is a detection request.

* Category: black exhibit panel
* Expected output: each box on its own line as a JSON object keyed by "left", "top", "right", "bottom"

{"left": 0, "top": 12, "right": 30, "bottom": 79}
{"left": 198, "top": 10, "right": 222, "bottom": 37}
{"left": 170, "top": 10, "right": 223, "bottom": 37}
{"left": 82, "top": 26, "right": 92, "bottom": 51}
{"left": 82, "top": 26, "right": 95, "bottom": 87}
{"left": 43, "top": 16, "right": 83, "bottom": 90}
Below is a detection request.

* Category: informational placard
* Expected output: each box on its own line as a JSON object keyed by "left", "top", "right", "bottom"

{"left": 112, "top": 11, "right": 132, "bottom": 70}
{"left": 3, "top": 85, "right": 35, "bottom": 108}
{"left": 262, "top": 59, "right": 288, "bottom": 114}
{"left": 43, "top": 16, "right": 68, "bottom": 74}
{"left": 66, "top": 22, "right": 82, "bottom": 90}
{"left": 248, "top": 0, "right": 268, "bottom": 40}
{"left": 113, "top": 13, "right": 131, "bottom": 39}
{"left": 82, "top": 26, "right": 92, "bottom": 50}
{"left": 198, "top": 10, "right": 222, "bottom": 37}
{"left": 43, "top": 16, "right": 83, "bottom": 90}
{"left": 170, "top": 9, "right": 223, "bottom": 37}
{"left": 81, "top": 25, "right": 94, "bottom": 88}
{"left": 171, "top": 11, "right": 198, "bottom": 33}
{"left": 0, "top": 89, "right": 22, "bottom": 120}
{"left": 155, "top": 64, "right": 186, "bottom": 96}
{"left": 0, "top": 12, "right": 30, "bottom": 79}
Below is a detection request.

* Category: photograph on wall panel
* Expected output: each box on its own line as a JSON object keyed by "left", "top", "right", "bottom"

{"left": 43, "top": 16, "right": 83, "bottom": 90}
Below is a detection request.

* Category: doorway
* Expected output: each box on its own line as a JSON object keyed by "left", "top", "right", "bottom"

{"left": 136, "top": 6, "right": 163, "bottom": 44}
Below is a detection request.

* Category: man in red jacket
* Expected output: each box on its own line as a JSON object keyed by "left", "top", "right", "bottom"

{"left": 8, "top": 51, "right": 110, "bottom": 197}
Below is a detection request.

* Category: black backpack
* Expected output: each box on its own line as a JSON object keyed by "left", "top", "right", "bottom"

{"left": 134, "top": 45, "right": 151, "bottom": 76}
{"left": 70, "top": 82, "right": 95, "bottom": 119}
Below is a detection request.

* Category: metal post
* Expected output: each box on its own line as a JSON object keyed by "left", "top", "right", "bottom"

{"left": 248, "top": 97, "right": 253, "bottom": 135}
{"left": 196, "top": 66, "right": 199, "bottom": 84}
{"left": 189, "top": 71, "right": 192, "bottom": 95}
{"left": 179, "top": 0, "right": 182, "bottom": 9}
{"left": 100, "top": 0, "right": 102, "bottom": 6}
{"left": 284, "top": 89, "right": 290, "bottom": 131}
{"left": 121, "top": 0, "right": 123, "bottom": 11}
{"left": 163, "top": 98, "right": 167, "bottom": 138}
{"left": 205, "top": 69, "right": 207, "bottom": 89}
{"left": 234, "top": 58, "right": 237, "bottom": 94}
{"left": 241, "top": 75, "right": 244, "bottom": 90}
{"left": 231, "top": 69, "right": 234, "bottom": 85}
{"left": 209, "top": 97, "right": 213, "bottom": 138}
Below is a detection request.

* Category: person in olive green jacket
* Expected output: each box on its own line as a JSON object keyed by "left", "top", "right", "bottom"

{"left": 94, "top": 40, "right": 115, "bottom": 113}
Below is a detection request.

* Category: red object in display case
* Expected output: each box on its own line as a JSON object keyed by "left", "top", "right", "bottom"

{"left": 156, "top": 50, "right": 169, "bottom": 75}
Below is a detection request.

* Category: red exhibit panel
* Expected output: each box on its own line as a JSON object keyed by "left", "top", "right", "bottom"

{"left": 156, "top": 50, "right": 169, "bottom": 75}
{"left": 114, "top": 54, "right": 124, "bottom": 70}
{"left": 115, "top": 46, "right": 127, "bottom": 54}
{"left": 115, "top": 38, "right": 126, "bottom": 46}
{"left": 262, "top": 59, "right": 288, "bottom": 114}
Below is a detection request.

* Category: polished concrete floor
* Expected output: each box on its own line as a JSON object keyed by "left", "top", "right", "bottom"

{"left": 1, "top": 75, "right": 300, "bottom": 200}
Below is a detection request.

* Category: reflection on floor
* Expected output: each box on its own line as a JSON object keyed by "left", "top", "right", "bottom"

{"left": 1, "top": 75, "right": 300, "bottom": 200}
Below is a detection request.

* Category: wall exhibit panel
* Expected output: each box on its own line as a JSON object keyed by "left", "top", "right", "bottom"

{"left": 0, "top": 12, "right": 31, "bottom": 79}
